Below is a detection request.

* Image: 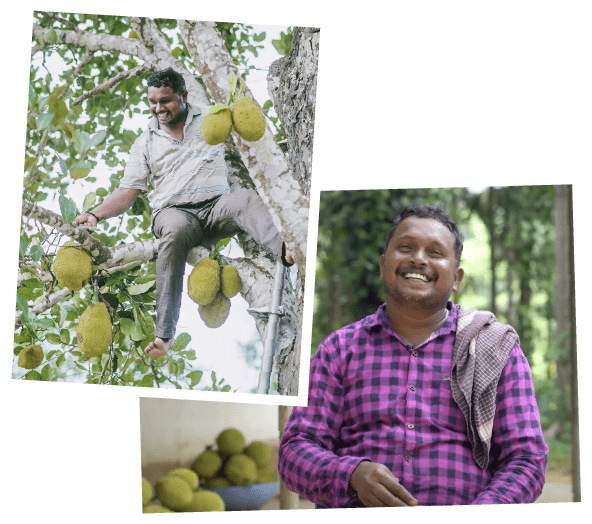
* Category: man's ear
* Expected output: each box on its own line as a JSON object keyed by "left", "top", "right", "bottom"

{"left": 452, "top": 267, "right": 464, "bottom": 292}
{"left": 181, "top": 90, "right": 188, "bottom": 103}
{"left": 379, "top": 254, "right": 385, "bottom": 281}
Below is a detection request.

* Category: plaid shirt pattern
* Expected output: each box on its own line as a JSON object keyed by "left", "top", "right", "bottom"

{"left": 279, "top": 303, "right": 548, "bottom": 507}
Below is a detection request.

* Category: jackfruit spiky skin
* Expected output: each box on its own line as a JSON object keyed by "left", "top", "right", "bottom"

{"left": 217, "top": 428, "right": 245, "bottom": 456}
{"left": 220, "top": 265, "right": 241, "bottom": 298}
{"left": 231, "top": 97, "right": 266, "bottom": 142}
{"left": 183, "top": 490, "right": 225, "bottom": 512}
{"left": 201, "top": 108, "right": 232, "bottom": 145}
{"left": 224, "top": 454, "right": 258, "bottom": 486}
{"left": 191, "top": 448, "right": 223, "bottom": 479}
{"left": 142, "top": 477, "right": 153, "bottom": 506}
{"left": 187, "top": 258, "right": 221, "bottom": 306}
{"left": 168, "top": 468, "right": 199, "bottom": 490}
{"left": 143, "top": 504, "right": 174, "bottom": 513}
{"left": 198, "top": 292, "right": 230, "bottom": 328}
{"left": 256, "top": 466, "right": 278, "bottom": 483}
{"left": 244, "top": 440, "right": 272, "bottom": 468}
{"left": 203, "top": 477, "right": 231, "bottom": 488}
{"left": 17, "top": 344, "right": 44, "bottom": 369}
{"left": 155, "top": 475, "right": 193, "bottom": 511}
{"left": 53, "top": 241, "right": 92, "bottom": 291}
{"left": 76, "top": 302, "right": 112, "bottom": 357}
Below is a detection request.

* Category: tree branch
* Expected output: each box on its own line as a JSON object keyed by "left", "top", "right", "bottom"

{"left": 72, "top": 63, "right": 150, "bottom": 106}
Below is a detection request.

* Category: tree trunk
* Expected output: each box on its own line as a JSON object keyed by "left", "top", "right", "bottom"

{"left": 553, "top": 185, "right": 580, "bottom": 501}
{"left": 267, "top": 27, "right": 319, "bottom": 396}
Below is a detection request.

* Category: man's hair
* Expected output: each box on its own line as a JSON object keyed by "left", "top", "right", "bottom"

{"left": 384, "top": 204, "right": 464, "bottom": 266}
{"left": 146, "top": 67, "right": 186, "bottom": 95}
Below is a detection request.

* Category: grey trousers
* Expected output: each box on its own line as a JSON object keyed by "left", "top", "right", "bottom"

{"left": 152, "top": 189, "right": 283, "bottom": 339}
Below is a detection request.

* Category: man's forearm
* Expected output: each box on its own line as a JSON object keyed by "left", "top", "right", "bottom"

{"left": 91, "top": 188, "right": 140, "bottom": 219}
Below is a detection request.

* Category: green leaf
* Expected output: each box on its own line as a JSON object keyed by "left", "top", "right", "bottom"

{"left": 184, "top": 349, "right": 196, "bottom": 361}
{"left": 172, "top": 47, "right": 183, "bottom": 58}
{"left": 127, "top": 280, "right": 155, "bottom": 295}
{"left": 60, "top": 328, "right": 70, "bottom": 344}
{"left": 82, "top": 191, "right": 97, "bottom": 212}
{"left": 220, "top": 385, "right": 231, "bottom": 392}
{"left": 187, "top": 370, "right": 203, "bottom": 387}
{"left": 70, "top": 167, "right": 91, "bottom": 180}
{"left": 140, "top": 373, "right": 153, "bottom": 387}
{"left": 254, "top": 32, "right": 266, "bottom": 42}
{"left": 119, "top": 317, "right": 144, "bottom": 341}
{"left": 45, "top": 333, "right": 62, "bottom": 345}
{"left": 173, "top": 332, "right": 191, "bottom": 352}
{"left": 96, "top": 187, "right": 108, "bottom": 198}
{"left": 36, "top": 113, "right": 54, "bottom": 130}
{"left": 25, "top": 370, "right": 43, "bottom": 381}
{"left": 89, "top": 130, "right": 107, "bottom": 149}
{"left": 59, "top": 194, "right": 77, "bottom": 224}
{"left": 16, "top": 295, "right": 29, "bottom": 313}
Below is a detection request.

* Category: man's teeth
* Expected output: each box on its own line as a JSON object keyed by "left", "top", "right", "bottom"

{"left": 404, "top": 272, "right": 428, "bottom": 282}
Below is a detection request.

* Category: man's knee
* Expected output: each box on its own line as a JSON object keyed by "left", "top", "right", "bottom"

{"left": 155, "top": 210, "right": 201, "bottom": 248}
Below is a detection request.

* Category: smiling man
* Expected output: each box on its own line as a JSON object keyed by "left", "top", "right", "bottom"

{"left": 74, "top": 68, "right": 293, "bottom": 357}
{"left": 278, "top": 204, "right": 548, "bottom": 507}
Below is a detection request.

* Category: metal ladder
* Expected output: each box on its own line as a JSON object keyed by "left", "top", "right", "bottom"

{"left": 247, "top": 259, "right": 288, "bottom": 394}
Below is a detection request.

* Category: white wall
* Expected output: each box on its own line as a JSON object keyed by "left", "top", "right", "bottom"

{"left": 140, "top": 397, "right": 280, "bottom": 481}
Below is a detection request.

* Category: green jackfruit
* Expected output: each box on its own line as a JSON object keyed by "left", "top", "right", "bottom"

{"left": 155, "top": 475, "right": 193, "bottom": 511}
{"left": 203, "top": 477, "right": 231, "bottom": 488}
{"left": 198, "top": 292, "right": 230, "bottom": 328}
{"left": 53, "top": 241, "right": 92, "bottom": 291}
{"left": 76, "top": 302, "right": 112, "bottom": 357}
{"left": 142, "top": 477, "right": 153, "bottom": 506}
{"left": 17, "top": 344, "right": 44, "bottom": 369}
{"left": 187, "top": 258, "right": 220, "bottom": 305}
{"left": 192, "top": 447, "right": 223, "bottom": 479}
{"left": 217, "top": 428, "right": 245, "bottom": 456}
{"left": 224, "top": 454, "right": 258, "bottom": 486}
{"left": 168, "top": 467, "right": 199, "bottom": 490}
{"left": 143, "top": 504, "right": 174, "bottom": 513}
{"left": 256, "top": 466, "right": 278, "bottom": 483}
{"left": 244, "top": 440, "right": 272, "bottom": 468}
{"left": 201, "top": 107, "right": 232, "bottom": 145}
{"left": 183, "top": 490, "right": 226, "bottom": 512}
{"left": 221, "top": 264, "right": 241, "bottom": 298}
{"left": 231, "top": 97, "right": 266, "bottom": 142}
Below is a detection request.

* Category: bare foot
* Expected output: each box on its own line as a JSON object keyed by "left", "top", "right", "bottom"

{"left": 284, "top": 245, "right": 294, "bottom": 265}
{"left": 145, "top": 337, "right": 174, "bottom": 358}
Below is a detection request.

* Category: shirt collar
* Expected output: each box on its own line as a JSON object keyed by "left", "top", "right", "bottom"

{"left": 366, "top": 301, "right": 458, "bottom": 337}
{"left": 148, "top": 102, "right": 202, "bottom": 132}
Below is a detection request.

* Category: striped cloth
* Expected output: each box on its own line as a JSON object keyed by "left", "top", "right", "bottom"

{"left": 451, "top": 306, "right": 519, "bottom": 469}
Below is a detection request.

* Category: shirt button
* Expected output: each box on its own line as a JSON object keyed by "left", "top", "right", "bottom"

{"left": 405, "top": 455, "right": 411, "bottom": 461}
{"left": 407, "top": 424, "right": 414, "bottom": 429}
{"left": 412, "top": 351, "right": 418, "bottom": 357}
{"left": 409, "top": 385, "right": 415, "bottom": 391}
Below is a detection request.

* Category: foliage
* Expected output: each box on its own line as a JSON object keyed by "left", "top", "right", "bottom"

{"left": 16, "top": 11, "right": 287, "bottom": 389}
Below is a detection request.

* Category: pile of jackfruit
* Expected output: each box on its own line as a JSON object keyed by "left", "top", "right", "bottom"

{"left": 187, "top": 257, "right": 242, "bottom": 328}
{"left": 201, "top": 75, "right": 267, "bottom": 145}
{"left": 141, "top": 427, "right": 277, "bottom": 513}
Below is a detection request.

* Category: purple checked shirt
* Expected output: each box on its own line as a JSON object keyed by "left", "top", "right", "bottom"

{"left": 279, "top": 302, "right": 548, "bottom": 507}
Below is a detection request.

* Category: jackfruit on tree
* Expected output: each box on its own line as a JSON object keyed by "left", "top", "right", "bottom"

{"left": 231, "top": 97, "right": 266, "bottom": 142}
{"left": 52, "top": 240, "right": 92, "bottom": 291}
{"left": 198, "top": 292, "right": 230, "bottom": 328}
{"left": 155, "top": 475, "right": 193, "bottom": 511}
{"left": 17, "top": 344, "right": 44, "bottom": 369}
{"left": 224, "top": 454, "right": 258, "bottom": 485}
{"left": 201, "top": 105, "right": 232, "bottom": 145}
{"left": 76, "top": 302, "right": 112, "bottom": 357}
{"left": 191, "top": 447, "right": 223, "bottom": 479}
{"left": 142, "top": 477, "right": 153, "bottom": 506}
{"left": 217, "top": 428, "right": 245, "bottom": 456}
{"left": 168, "top": 468, "right": 199, "bottom": 490}
{"left": 187, "top": 258, "right": 220, "bottom": 306}
{"left": 244, "top": 440, "right": 272, "bottom": 468}
{"left": 221, "top": 264, "right": 241, "bottom": 298}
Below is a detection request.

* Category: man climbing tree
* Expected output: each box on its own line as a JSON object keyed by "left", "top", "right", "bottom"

{"left": 74, "top": 68, "right": 294, "bottom": 358}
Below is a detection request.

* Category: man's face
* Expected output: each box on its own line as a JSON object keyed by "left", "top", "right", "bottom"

{"left": 379, "top": 216, "right": 464, "bottom": 311}
{"left": 147, "top": 86, "right": 188, "bottom": 127}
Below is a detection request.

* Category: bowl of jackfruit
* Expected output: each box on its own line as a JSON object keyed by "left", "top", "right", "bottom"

{"left": 142, "top": 429, "right": 280, "bottom": 513}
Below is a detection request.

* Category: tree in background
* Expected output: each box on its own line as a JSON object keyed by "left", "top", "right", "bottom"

{"left": 16, "top": 12, "right": 317, "bottom": 394}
